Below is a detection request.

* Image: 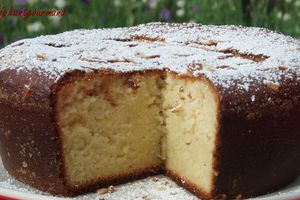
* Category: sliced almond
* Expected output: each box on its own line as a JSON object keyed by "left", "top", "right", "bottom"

{"left": 266, "top": 82, "right": 280, "bottom": 92}
{"left": 142, "top": 54, "right": 160, "bottom": 59}
{"left": 22, "top": 84, "right": 31, "bottom": 102}
{"left": 169, "top": 102, "right": 183, "bottom": 113}
{"left": 36, "top": 54, "right": 47, "bottom": 61}
{"left": 278, "top": 66, "right": 287, "bottom": 70}
{"left": 143, "top": 196, "right": 151, "bottom": 200}
{"left": 152, "top": 176, "right": 159, "bottom": 182}
{"left": 97, "top": 188, "right": 108, "bottom": 195}
{"left": 108, "top": 185, "right": 116, "bottom": 193}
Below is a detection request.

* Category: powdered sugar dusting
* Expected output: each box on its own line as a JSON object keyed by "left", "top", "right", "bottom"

{"left": 96, "top": 176, "right": 198, "bottom": 200}
{"left": 0, "top": 22, "right": 299, "bottom": 92}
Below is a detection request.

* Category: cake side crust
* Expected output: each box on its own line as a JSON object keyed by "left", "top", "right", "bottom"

{"left": 214, "top": 72, "right": 300, "bottom": 199}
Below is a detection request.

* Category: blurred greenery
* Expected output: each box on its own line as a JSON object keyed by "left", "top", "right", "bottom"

{"left": 0, "top": 0, "right": 299, "bottom": 48}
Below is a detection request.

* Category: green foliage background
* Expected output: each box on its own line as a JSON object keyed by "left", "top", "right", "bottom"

{"left": 0, "top": 0, "right": 300, "bottom": 48}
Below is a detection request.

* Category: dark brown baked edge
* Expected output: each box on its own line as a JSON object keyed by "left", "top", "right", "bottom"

{"left": 214, "top": 72, "right": 300, "bottom": 199}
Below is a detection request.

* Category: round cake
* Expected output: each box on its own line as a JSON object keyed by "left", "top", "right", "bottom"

{"left": 0, "top": 22, "right": 300, "bottom": 200}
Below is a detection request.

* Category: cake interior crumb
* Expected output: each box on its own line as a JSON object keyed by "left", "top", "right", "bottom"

{"left": 56, "top": 71, "right": 218, "bottom": 196}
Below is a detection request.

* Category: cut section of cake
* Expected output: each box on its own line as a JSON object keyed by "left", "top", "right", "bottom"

{"left": 56, "top": 71, "right": 165, "bottom": 188}
{"left": 0, "top": 23, "right": 300, "bottom": 199}
{"left": 163, "top": 73, "right": 220, "bottom": 198}
{"left": 54, "top": 70, "right": 220, "bottom": 198}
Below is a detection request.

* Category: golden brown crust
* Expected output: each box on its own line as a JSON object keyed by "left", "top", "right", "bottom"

{"left": 0, "top": 97, "right": 67, "bottom": 195}
{"left": 213, "top": 74, "right": 300, "bottom": 199}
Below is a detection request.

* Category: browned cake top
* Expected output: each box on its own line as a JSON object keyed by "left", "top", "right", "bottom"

{"left": 0, "top": 22, "right": 299, "bottom": 93}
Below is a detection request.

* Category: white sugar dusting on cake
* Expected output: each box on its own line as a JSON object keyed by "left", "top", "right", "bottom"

{"left": 0, "top": 22, "right": 299, "bottom": 92}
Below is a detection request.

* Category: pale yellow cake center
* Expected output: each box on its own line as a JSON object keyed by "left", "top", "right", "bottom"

{"left": 56, "top": 71, "right": 218, "bottom": 196}
{"left": 163, "top": 74, "right": 218, "bottom": 194}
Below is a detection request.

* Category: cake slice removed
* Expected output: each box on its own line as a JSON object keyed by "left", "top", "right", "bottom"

{"left": 55, "top": 70, "right": 220, "bottom": 198}
{"left": 56, "top": 71, "right": 166, "bottom": 189}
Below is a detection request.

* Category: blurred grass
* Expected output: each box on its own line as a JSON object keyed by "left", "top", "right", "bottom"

{"left": 0, "top": 0, "right": 300, "bottom": 47}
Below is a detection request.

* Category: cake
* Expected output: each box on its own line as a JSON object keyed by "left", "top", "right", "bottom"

{"left": 0, "top": 22, "right": 300, "bottom": 200}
